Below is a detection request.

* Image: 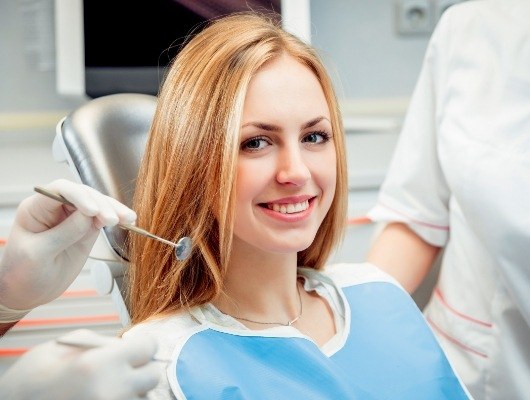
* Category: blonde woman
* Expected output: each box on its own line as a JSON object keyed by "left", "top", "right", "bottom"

{"left": 125, "top": 13, "right": 471, "bottom": 400}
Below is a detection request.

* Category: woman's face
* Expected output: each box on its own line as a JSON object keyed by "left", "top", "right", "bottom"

{"left": 233, "top": 54, "right": 336, "bottom": 256}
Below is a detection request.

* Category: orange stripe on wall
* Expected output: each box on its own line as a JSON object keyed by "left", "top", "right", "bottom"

{"left": 60, "top": 289, "right": 98, "bottom": 298}
{"left": 16, "top": 314, "right": 119, "bottom": 328}
{"left": 347, "top": 216, "right": 372, "bottom": 225}
{"left": 0, "top": 348, "right": 27, "bottom": 357}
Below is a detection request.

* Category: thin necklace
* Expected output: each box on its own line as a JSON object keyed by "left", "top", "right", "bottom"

{"left": 230, "top": 285, "right": 303, "bottom": 327}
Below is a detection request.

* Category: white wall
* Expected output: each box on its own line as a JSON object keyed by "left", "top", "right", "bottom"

{"left": 310, "top": 0, "right": 431, "bottom": 101}
{"left": 0, "top": 0, "right": 86, "bottom": 204}
{"left": 0, "top": 0, "right": 85, "bottom": 112}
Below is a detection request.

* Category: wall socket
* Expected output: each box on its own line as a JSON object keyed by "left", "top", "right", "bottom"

{"left": 395, "top": 0, "right": 464, "bottom": 36}
{"left": 396, "top": 0, "right": 432, "bottom": 35}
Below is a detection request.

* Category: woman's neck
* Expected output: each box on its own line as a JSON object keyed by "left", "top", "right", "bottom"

{"left": 213, "top": 238, "right": 301, "bottom": 324}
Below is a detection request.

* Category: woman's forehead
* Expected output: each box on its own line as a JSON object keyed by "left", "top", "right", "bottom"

{"left": 242, "top": 55, "right": 330, "bottom": 124}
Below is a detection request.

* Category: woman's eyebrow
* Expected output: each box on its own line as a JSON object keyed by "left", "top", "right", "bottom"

{"left": 302, "top": 116, "right": 330, "bottom": 129}
{"left": 241, "top": 116, "right": 330, "bottom": 131}
{"left": 241, "top": 122, "right": 281, "bottom": 131}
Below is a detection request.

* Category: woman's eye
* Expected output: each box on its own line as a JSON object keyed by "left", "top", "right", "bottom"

{"left": 303, "top": 131, "right": 330, "bottom": 144}
{"left": 241, "top": 137, "right": 270, "bottom": 151}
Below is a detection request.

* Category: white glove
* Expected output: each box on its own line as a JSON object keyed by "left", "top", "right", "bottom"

{"left": 0, "top": 329, "right": 160, "bottom": 400}
{"left": 0, "top": 179, "right": 137, "bottom": 311}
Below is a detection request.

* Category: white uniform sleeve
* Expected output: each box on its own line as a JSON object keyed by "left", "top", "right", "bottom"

{"left": 367, "top": 18, "right": 452, "bottom": 247}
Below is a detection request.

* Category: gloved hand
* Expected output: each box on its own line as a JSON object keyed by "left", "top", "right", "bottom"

{"left": 0, "top": 329, "right": 160, "bottom": 400}
{"left": 0, "top": 179, "right": 137, "bottom": 310}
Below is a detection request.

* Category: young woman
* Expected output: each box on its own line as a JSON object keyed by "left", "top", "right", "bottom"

{"left": 125, "top": 13, "right": 471, "bottom": 400}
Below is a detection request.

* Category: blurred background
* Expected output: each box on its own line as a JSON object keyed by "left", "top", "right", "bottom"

{"left": 0, "top": 0, "right": 461, "bottom": 373}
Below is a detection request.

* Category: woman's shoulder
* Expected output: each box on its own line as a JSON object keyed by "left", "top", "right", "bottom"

{"left": 124, "top": 309, "right": 200, "bottom": 343}
{"left": 305, "top": 262, "right": 406, "bottom": 292}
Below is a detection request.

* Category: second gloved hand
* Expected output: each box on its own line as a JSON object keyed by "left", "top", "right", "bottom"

{"left": 0, "top": 329, "right": 160, "bottom": 400}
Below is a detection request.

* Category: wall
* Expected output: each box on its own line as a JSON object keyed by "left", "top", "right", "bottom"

{"left": 0, "top": 0, "right": 438, "bottom": 372}
{"left": 0, "top": 0, "right": 114, "bottom": 374}
{"left": 310, "top": 0, "right": 430, "bottom": 101}
{"left": 0, "top": 0, "right": 86, "bottom": 112}
{"left": 0, "top": 0, "right": 86, "bottom": 207}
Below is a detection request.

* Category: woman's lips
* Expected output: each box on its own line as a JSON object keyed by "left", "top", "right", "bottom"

{"left": 258, "top": 196, "right": 316, "bottom": 222}
{"left": 267, "top": 199, "right": 309, "bottom": 214}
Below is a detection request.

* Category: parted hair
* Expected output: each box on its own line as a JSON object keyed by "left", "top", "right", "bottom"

{"left": 128, "top": 13, "right": 347, "bottom": 324}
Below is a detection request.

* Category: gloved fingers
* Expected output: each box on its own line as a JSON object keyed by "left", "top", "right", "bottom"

{"left": 34, "top": 209, "right": 99, "bottom": 255}
{"left": 1, "top": 334, "right": 157, "bottom": 400}
{"left": 78, "top": 334, "right": 157, "bottom": 369}
{"left": 46, "top": 179, "right": 136, "bottom": 226}
{"left": 129, "top": 362, "right": 161, "bottom": 395}
{"left": 45, "top": 179, "right": 100, "bottom": 216}
{"left": 79, "top": 185, "right": 136, "bottom": 226}
{"left": 86, "top": 191, "right": 130, "bottom": 229}
{"left": 56, "top": 329, "right": 121, "bottom": 349}
{"left": 119, "top": 335, "right": 158, "bottom": 368}
{"left": 107, "top": 195, "right": 137, "bottom": 224}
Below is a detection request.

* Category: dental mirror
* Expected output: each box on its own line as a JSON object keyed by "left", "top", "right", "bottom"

{"left": 34, "top": 186, "right": 192, "bottom": 261}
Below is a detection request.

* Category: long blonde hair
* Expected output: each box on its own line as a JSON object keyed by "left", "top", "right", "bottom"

{"left": 128, "top": 13, "right": 347, "bottom": 324}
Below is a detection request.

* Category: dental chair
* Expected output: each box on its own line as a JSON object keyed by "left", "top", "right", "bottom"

{"left": 53, "top": 93, "right": 157, "bottom": 326}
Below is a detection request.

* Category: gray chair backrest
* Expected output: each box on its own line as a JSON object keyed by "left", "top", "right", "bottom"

{"left": 58, "top": 93, "right": 157, "bottom": 260}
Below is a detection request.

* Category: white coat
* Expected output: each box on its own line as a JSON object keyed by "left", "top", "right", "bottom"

{"left": 368, "top": 1, "right": 530, "bottom": 398}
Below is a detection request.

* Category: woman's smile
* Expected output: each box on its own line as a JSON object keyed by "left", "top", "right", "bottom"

{"left": 258, "top": 195, "right": 317, "bottom": 222}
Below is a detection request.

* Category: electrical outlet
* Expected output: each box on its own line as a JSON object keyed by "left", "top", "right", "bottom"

{"left": 395, "top": 0, "right": 433, "bottom": 35}
{"left": 434, "top": 0, "right": 462, "bottom": 23}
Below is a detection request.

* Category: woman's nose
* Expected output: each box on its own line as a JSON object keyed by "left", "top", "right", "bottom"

{"left": 276, "top": 146, "right": 311, "bottom": 186}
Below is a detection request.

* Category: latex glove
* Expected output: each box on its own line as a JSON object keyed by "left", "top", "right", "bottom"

{"left": 0, "top": 179, "right": 136, "bottom": 310}
{"left": 0, "top": 329, "right": 160, "bottom": 400}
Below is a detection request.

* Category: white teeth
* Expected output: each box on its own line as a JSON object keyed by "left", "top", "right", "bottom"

{"left": 270, "top": 200, "right": 309, "bottom": 214}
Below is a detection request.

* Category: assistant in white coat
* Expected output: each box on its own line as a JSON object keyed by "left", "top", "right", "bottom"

{"left": 367, "top": 1, "right": 530, "bottom": 398}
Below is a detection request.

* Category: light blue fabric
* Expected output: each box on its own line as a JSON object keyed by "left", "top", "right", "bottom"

{"left": 174, "top": 282, "right": 469, "bottom": 399}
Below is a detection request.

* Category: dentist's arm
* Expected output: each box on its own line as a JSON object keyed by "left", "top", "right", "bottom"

{"left": 366, "top": 222, "right": 441, "bottom": 293}
{"left": 0, "top": 179, "right": 136, "bottom": 333}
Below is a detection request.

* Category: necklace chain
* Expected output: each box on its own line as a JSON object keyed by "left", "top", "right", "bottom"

{"left": 231, "top": 285, "right": 303, "bottom": 327}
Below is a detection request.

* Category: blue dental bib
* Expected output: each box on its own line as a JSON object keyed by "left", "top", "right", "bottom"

{"left": 170, "top": 282, "right": 469, "bottom": 399}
